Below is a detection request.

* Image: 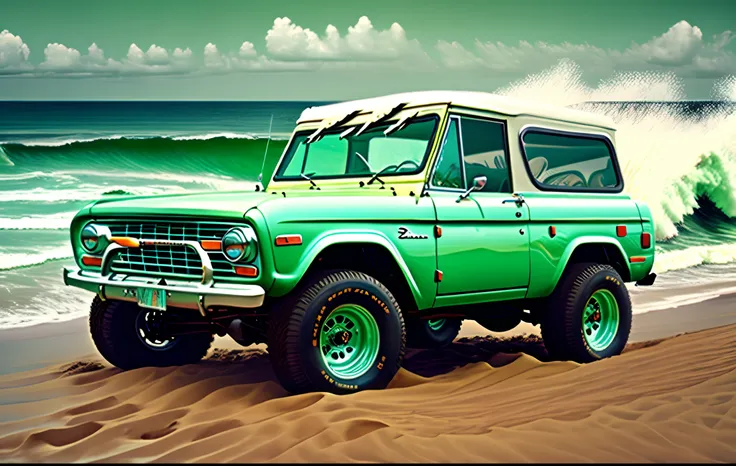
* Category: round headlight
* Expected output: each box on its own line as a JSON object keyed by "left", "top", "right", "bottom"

{"left": 221, "top": 227, "right": 258, "bottom": 263}
{"left": 80, "top": 223, "right": 109, "bottom": 253}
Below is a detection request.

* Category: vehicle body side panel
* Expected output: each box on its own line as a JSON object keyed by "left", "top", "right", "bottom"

{"left": 257, "top": 194, "right": 438, "bottom": 309}
{"left": 522, "top": 191, "right": 649, "bottom": 298}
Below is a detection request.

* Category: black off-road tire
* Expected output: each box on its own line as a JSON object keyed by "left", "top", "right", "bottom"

{"left": 406, "top": 317, "right": 461, "bottom": 348}
{"left": 89, "top": 296, "right": 213, "bottom": 370}
{"left": 541, "top": 263, "right": 632, "bottom": 363}
{"left": 267, "top": 270, "right": 406, "bottom": 395}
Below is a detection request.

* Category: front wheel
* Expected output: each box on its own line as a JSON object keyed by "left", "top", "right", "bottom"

{"left": 267, "top": 270, "right": 405, "bottom": 395}
{"left": 541, "top": 263, "right": 632, "bottom": 363}
{"left": 89, "top": 296, "right": 213, "bottom": 370}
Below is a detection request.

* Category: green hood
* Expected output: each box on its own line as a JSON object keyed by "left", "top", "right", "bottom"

{"left": 86, "top": 186, "right": 412, "bottom": 221}
{"left": 88, "top": 190, "right": 272, "bottom": 219}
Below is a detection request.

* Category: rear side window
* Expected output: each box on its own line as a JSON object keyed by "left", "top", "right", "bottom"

{"left": 520, "top": 129, "right": 621, "bottom": 191}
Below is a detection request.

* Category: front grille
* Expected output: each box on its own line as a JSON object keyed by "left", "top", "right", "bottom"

{"left": 103, "top": 221, "right": 243, "bottom": 280}
{"left": 113, "top": 245, "right": 204, "bottom": 279}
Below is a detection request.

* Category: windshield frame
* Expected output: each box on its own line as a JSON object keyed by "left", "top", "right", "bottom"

{"left": 272, "top": 113, "right": 441, "bottom": 182}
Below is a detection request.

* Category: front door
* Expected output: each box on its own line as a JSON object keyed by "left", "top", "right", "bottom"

{"left": 430, "top": 115, "right": 530, "bottom": 296}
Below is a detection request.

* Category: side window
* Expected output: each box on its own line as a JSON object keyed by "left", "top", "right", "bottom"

{"left": 431, "top": 118, "right": 463, "bottom": 189}
{"left": 521, "top": 130, "right": 620, "bottom": 190}
{"left": 459, "top": 116, "right": 511, "bottom": 193}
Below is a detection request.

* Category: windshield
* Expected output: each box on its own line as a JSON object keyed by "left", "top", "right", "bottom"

{"left": 274, "top": 115, "right": 439, "bottom": 181}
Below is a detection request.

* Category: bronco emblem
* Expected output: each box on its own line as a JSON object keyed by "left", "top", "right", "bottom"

{"left": 397, "top": 226, "right": 428, "bottom": 239}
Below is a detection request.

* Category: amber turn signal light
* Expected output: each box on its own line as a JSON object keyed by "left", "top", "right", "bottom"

{"left": 81, "top": 255, "right": 103, "bottom": 267}
{"left": 234, "top": 265, "right": 258, "bottom": 277}
{"left": 201, "top": 240, "right": 221, "bottom": 251}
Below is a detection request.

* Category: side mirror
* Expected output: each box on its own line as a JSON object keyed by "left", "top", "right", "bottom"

{"left": 457, "top": 176, "right": 487, "bottom": 202}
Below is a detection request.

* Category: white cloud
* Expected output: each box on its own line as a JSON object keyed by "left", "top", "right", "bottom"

{"left": 87, "top": 43, "right": 105, "bottom": 63}
{"left": 632, "top": 20, "right": 704, "bottom": 66}
{"left": 203, "top": 42, "right": 225, "bottom": 68}
{"left": 436, "top": 20, "right": 735, "bottom": 78}
{"left": 173, "top": 47, "right": 192, "bottom": 61}
{"left": 1, "top": 19, "right": 733, "bottom": 80}
{"left": 40, "top": 43, "right": 82, "bottom": 70}
{"left": 126, "top": 43, "right": 186, "bottom": 67}
{"left": 0, "top": 29, "right": 31, "bottom": 71}
{"left": 265, "top": 16, "right": 427, "bottom": 62}
{"left": 204, "top": 41, "right": 314, "bottom": 72}
{"left": 239, "top": 41, "right": 257, "bottom": 57}
{"left": 144, "top": 44, "right": 169, "bottom": 65}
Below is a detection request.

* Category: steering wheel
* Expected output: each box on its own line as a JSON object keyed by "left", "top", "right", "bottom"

{"left": 382, "top": 159, "right": 421, "bottom": 174}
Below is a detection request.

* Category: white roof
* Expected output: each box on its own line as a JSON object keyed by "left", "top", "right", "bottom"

{"left": 298, "top": 90, "right": 615, "bottom": 130}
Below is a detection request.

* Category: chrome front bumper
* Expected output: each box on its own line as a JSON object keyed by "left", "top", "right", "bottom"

{"left": 63, "top": 268, "right": 265, "bottom": 315}
{"left": 63, "top": 236, "right": 265, "bottom": 316}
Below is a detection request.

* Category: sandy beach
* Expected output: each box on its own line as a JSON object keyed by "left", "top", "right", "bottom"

{"left": 0, "top": 285, "right": 734, "bottom": 462}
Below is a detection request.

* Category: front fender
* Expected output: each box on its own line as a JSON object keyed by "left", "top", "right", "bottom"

{"left": 268, "top": 230, "right": 426, "bottom": 306}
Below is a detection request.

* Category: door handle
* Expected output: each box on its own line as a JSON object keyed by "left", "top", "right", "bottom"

{"left": 502, "top": 193, "right": 525, "bottom": 206}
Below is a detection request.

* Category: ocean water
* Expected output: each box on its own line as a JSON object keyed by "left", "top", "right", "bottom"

{"left": 0, "top": 77, "right": 735, "bottom": 328}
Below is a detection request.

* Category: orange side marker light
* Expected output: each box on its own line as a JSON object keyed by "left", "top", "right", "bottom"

{"left": 275, "top": 234, "right": 303, "bottom": 246}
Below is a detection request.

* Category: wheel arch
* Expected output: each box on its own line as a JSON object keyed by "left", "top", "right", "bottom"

{"left": 554, "top": 237, "right": 631, "bottom": 288}
{"left": 270, "top": 233, "right": 426, "bottom": 311}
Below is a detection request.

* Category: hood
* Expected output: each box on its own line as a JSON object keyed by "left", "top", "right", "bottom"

{"left": 88, "top": 190, "right": 272, "bottom": 220}
{"left": 86, "top": 185, "right": 409, "bottom": 220}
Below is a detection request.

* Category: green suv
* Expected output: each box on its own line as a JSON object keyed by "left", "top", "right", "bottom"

{"left": 63, "top": 91, "right": 657, "bottom": 394}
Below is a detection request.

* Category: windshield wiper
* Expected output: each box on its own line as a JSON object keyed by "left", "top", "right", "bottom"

{"left": 365, "top": 165, "right": 395, "bottom": 188}
{"left": 301, "top": 172, "right": 320, "bottom": 190}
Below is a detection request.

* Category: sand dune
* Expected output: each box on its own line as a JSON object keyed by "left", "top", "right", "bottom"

{"left": 0, "top": 325, "right": 734, "bottom": 463}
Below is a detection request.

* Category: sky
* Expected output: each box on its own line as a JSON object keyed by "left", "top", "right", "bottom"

{"left": 0, "top": 0, "right": 734, "bottom": 100}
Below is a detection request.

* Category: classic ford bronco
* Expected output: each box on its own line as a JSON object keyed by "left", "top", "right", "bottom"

{"left": 63, "top": 91, "right": 657, "bottom": 394}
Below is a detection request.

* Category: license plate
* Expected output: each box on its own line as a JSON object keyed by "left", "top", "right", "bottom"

{"left": 137, "top": 288, "right": 166, "bottom": 311}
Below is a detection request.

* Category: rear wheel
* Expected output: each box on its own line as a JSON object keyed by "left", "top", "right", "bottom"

{"left": 406, "top": 317, "right": 461, "bottom": 348}
{"left": 89, "top": 296, "right": 213, "bottom": 370}
{"left": 541, "top": 263, "right": 632, "bottom": 362}
{"left": 267, "top": 270, "right": 405, "bottom": 394}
